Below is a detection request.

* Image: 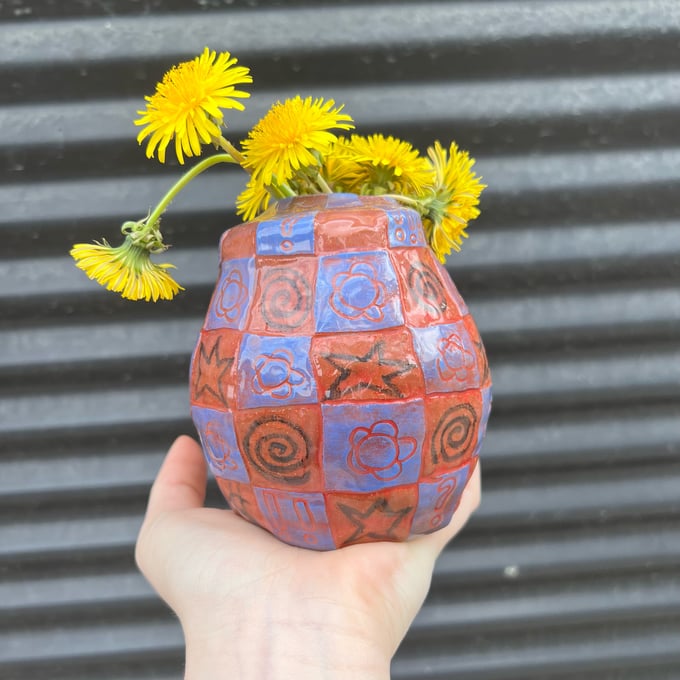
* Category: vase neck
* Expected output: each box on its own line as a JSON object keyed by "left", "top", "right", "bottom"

{"left": 274, "top": 193, "right": 400, "bottom": 215}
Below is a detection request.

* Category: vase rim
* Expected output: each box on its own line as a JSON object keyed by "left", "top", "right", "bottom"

{"left": 273, "top": 192, "right": 402, "bottom": 213}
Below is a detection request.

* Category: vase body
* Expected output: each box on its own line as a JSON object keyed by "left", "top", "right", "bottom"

{"left": 189, "top": 193, "right": 491, "bottom": 550}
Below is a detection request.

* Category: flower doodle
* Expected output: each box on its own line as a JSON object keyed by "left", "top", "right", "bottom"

{"left": 436, "top": 333, "right": 476, "bottom": 382}
{"left": 203, "top": 421, "right": 239, "bottom": 473}
{"left": 330, "top": 261, "right": 387, "bottom": 322}
{"left": 347, "top": 420, "right": 417, "bottom": 482}
{"left": 252, "top": 349, "right": 307, "bottom": 399}
{"left": 216, "top": 268, "right": 248, "bottom": 322}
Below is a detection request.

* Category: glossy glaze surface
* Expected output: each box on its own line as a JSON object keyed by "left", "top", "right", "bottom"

{"left": 190, "top": 194, "right": 491, "bottom": 549}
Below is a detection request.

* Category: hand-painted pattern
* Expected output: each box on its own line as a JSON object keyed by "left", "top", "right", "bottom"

{"left": 191, "top": 333, "right": 235, "bottom": 410}
{"left": 255, "top": 489, "right": 335, "bottom": 549}
{"left": 411, "top": 321, "right": 481, "bottom": 393}
{"left": 408, "top": 261, "right": 448, "bottom": 319}
{"left": 215, "top": 269, "right": 247, "bottom": 323}
{"left": 190, "top": 195, "right": 491, "bottom": 550}
{"left": 322, "top": 400, "right": 424, "bottom": 492}
{"left": 217, "top": 479, "right": 263, "bottom": 526}
{"left": 319, "top": 340, "right": 417, "bottom": 401}
{"left": 410, "top": 462, "right": 473, "bottom": 534}
{"left": 252, "top": 349, "right": 307, "bottom": 399}
{"left": 330, "top": 261, "right": 387, "bottom": 322}
{"left": 315, "top": 251, "right": 403, "bottom": 332}
{"left": 347, "top": 420, "right": 417, "bottom": 482}
{"left": 243, "top": 415, "right": 312, "bottom": 485}
{"left": 191, "top": 406, "right": 250, "bottom": 483}
{"left": 261, "top": 267, "right": 312, "bottom": 331}
{"left": 436, "top": 333, "right": 476, "bottom": 383}
{"left": 336, "top": 497, "right": 413, "bottom": 543}
{"left": 256, "top": 212, "right": 315, "bottom": 255}
{"left": 387, "top": 208, "right": 426, "bottom": 247}
{"left": 238, "top": 334, "right": 317, "bottom": 408}
{"left": 205, "top": 258, "right": 254, "bottom": 331}
{"left": 431, "top": 403, "right": 478, "bottom": 466}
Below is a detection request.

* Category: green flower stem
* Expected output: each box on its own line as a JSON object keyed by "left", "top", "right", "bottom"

{"left": 144, "top": 153, "right": 237, "bottom": 229}
{"left": 382, "top": 193, "right": 425, "bottom": 210}
{"left": 276, "top": 181, "right": 298, "bottom": 198}
{"left": 215, "top": 135, "right": 247, "bottom": 166}
{"left": 315, "top": 172, "right": 333, "bottom": 194}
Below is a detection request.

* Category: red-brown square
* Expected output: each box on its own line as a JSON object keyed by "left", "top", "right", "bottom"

{"left": 247, "top": 256, "right": 317, "bottom": 336}
{"left": 277, "top": 195, "right": 328, "bottom": 213}
{"left": 190, "top": 329, "right": 241, "bottom": 410}
{"left": 422, "top": 390, "right": 482, "bottom": 478}
{"left": 326, "top": 485, "right": 417, "bottom": 547}
{"left": 390, "top": 247, "right": 465, "bottom": 327}
{"left": 216, "top": 478, "right": 269, "bottom": 528}
{"left": 232, "top": 404, "right": 324, "bottom": 493}
{"left": 315, "top": 209, "right": 389, "bottom": 253}
{"left": 310, "top": 327, "right": 425, "bottom": 402}
{"left": 432, "top": 256, "right": 469, "bottom": 316}
{"left": 462, "top": 314, "right": 491, "bottom": 388}
{"left": 220, "top": 222, "right": 257, "bottom": 261}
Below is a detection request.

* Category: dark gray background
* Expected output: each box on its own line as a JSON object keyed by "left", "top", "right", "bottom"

{"left": 1, "top": 1, "right": 680, "bottom": 678}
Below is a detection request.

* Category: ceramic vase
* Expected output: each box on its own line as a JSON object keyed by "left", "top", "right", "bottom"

{"left": 189, "top": 193, "right": 491, "bottom": 550}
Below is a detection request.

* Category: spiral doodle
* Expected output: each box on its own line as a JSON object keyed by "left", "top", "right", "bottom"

{"left": 243, "top": 415, "right": 311, "bottom": 484}
{"left": 431, "top": 403, "right": 478, "bottom": 466}
{"left": 261, "top": 268, "right": 312, "bottom": 331}
{"left": 408, "top": 262, "right": 448, "bottom": 318}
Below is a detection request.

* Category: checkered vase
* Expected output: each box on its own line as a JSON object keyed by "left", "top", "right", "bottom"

{"left": 189, "top": 193, "right": 492, "bottom": 550}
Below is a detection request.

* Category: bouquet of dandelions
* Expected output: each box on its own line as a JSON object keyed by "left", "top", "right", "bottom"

{"left": 71, "top": 47, "right": 485, "bottom": 301}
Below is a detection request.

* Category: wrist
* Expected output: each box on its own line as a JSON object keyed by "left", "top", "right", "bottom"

{"left": 183, "top": 615, "right": 391, "bottom": 680}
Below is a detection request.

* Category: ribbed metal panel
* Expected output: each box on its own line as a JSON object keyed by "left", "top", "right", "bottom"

{"left": 2, "top": 1, "right": 679, "bottom": 678}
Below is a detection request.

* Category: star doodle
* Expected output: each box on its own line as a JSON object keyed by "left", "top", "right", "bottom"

{"left": 223, "top": 487, "right": 259, "bottom": 525}
{"left": 337, "top": 497, "right": 413, "bottom": 543}
{"left": 320, "top": 341, "right": 417, "bottom": 400}
{"left": 192, "top": 335, "right": 235, "bottom": 409}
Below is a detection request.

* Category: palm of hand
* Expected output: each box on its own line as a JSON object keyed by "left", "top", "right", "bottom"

{"left": 136, "top": 436, "right": 480, "bottom": 677}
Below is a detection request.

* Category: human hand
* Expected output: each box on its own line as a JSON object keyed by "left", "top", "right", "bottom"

{"left": 136, "top": 435, "right": 481, "bottom": 680}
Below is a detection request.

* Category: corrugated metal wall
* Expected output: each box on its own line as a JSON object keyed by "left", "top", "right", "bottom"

{"left": 2, "top": 1, "right": 680, "bottom": 678}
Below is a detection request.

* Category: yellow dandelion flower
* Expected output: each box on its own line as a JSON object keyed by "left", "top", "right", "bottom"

{"left": 236, "top": 175, "right": 272, "bottom": 222}
{"left": 425, "top": 140, "right": 486, "bottom": 263}
{"left": 321, "top": 136, "right": 358, "bottom": 191}
{"left": 70, "top": 238, "right": 183, "bottom": 301}
{"left": 242, "top": 96, "right": 354, "bottom": 186}
{"left": 135, "top": 47, "right": 252, "bottom": 165}
{"left": 335, "top": 133, "right": 432, "bottom": 196}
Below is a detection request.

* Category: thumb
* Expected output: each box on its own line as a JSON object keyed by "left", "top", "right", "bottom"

{"left": 135, "top": 435, "right": 207, "bottom": 585}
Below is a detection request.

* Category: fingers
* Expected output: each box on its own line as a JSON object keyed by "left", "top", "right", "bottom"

{"left": 144, "top": 435, "right": 207, "bottom": 523}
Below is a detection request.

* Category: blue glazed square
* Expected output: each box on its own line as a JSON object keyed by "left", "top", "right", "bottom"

{"left": 325, "top": 193, "right": 367, "bottom": 208}
{"left": 321, "top": 401, "right": 424, "bottom": 492}
{"left": 386, "top": 208, "right": 426, "bottom": 248}
{"left": 411, "top": 463, "right": 472, "bottom": 534}
{"left": 410, "top": 321, "right": 481, "bottom": 394}
{"left": 256, "top": 211, "right": 315, "bottom": 255}
{"left": 315, "top": 251, "right": 404, "bottom": 333}
{"left": 476, "top": 386, "right": 492, "bottom": 453}
{"left": 236, "top": 334, "right": 317, "bottom": 408}
{"left": 191, "top": 406, "right": 250, "bottom": 483}
{"left": 254, "top": 488, "right": 335, "bottom": 550}
{"left": 205, "top": 258, "right": 254, "bottom": 331}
